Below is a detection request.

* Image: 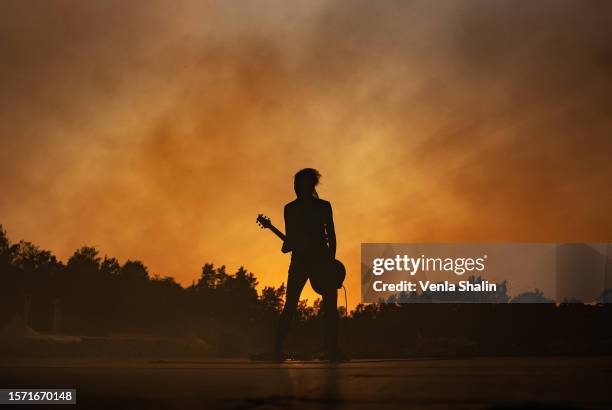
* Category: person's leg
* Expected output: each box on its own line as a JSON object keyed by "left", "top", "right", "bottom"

{"left": 274, "top": 263, "right": 307, "bottom": 354}
{"left": 321, "top": 288, "right": 339, "bottom": 354}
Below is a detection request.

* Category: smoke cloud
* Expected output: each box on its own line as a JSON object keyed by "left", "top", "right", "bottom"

{"left": 1, "top": 0, "right": 611, "bottom": 306}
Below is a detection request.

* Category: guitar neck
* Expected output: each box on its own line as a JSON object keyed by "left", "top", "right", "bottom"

{"left": 267, "top": 224, "right": 286, "bottom": 242}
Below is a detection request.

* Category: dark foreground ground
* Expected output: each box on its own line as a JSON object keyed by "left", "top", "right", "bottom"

{"left": 0, "top": 356, "right": 611, "bottom": 409}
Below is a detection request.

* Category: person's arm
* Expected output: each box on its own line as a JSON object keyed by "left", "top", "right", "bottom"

{"left": 281, "top": 205, "right": 292, "bottom": 253}
{"left": 326, "top": 202, "right": 336, "bottom": 259}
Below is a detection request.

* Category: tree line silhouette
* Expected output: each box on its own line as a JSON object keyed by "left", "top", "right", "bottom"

{"left": 1, "top": 225, "right": 611, "bottom": 358}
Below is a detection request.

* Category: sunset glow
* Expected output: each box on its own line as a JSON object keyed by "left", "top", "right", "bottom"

{"left": 2, "top": 0, "right": 611, "bottom": 308}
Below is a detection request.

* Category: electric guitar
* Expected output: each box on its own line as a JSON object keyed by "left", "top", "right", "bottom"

{"left": 256, "top": 213, "right": 346, "bottom": 295}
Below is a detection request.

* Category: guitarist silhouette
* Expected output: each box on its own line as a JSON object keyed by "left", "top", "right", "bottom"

{"left": 273, "top": 168, "right": 344, "bottom": 361}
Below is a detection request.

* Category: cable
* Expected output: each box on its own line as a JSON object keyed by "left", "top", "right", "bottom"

{"left": 342, "top": 285, "right": 349, "bottom": 356}
{"left": 342, "top": 285, "right": 348, "bottom": 317}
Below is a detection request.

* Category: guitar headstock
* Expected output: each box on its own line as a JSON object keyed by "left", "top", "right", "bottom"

{"left": 256, "top": 214, "right": 272, "bottom": 229}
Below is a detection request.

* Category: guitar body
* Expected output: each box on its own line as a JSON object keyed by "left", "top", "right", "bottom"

{"left": 257, "top": 213, "right": 346, "bottom": 295}
{"left": 308, "top": 258, "right": 346, "bottom": 295}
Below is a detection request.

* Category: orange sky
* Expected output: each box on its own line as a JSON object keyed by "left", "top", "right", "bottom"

{"left": 1, "top": 0, "right": 611, "bottom": 308}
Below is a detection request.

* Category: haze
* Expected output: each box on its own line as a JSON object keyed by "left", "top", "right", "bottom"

{"left": 1, "top": 0, "right": 611, "bottom": 308}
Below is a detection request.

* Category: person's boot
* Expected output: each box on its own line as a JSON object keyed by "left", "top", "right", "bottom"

{"left": 329, "top": 347, "right": 350, "bottom": 363}
{"left": 272, "top": 343, "right": 286, "bottom": 362}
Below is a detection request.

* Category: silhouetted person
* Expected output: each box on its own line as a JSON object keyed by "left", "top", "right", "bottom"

{"left": 274, "top": 168, "right": 342, "bottom": 361}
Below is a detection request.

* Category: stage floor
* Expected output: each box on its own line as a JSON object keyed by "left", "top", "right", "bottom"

{"left": 1, "top": 356, "right": 611, "bottom": 409}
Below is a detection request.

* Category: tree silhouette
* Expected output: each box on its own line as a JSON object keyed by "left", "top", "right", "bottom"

{"left": 1, "top": 224, "right": 611, "bottom": 358}
{"left": 260, "top": 284, "right": 285, "bottom": 313}
{"left": 120, "top": 260, "right": 149, "bottom": 282}
{"left": 510, "top": 288, "right": 554, "bottom": 303}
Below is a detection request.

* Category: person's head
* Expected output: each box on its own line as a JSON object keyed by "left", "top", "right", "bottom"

{"left": 294, "top": 168, "right": 321, "bottom": 199}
